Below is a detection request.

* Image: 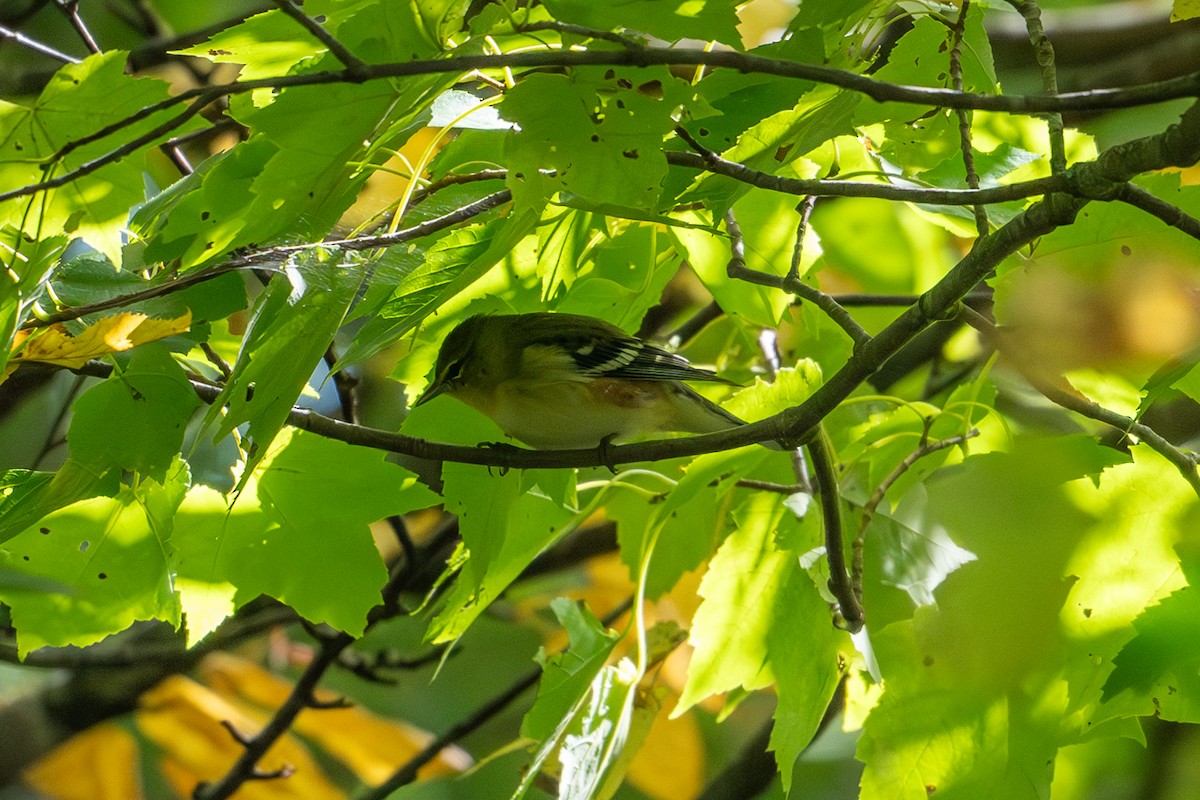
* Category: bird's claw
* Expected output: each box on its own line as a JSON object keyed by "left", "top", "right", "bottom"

{"left": 597, "top": 433, "right": 619, "bottom": 474}
{"left": 477, "top": 440, "right": 524, "bottom": 476}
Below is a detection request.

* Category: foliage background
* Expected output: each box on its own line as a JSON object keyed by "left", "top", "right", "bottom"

{"left": 1, "top": 0, "right": 1200, "bottom": 798}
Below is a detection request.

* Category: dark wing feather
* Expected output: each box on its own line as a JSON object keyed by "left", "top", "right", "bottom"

{"left": 517, "top": 312, "right": 732, "bottom": 384}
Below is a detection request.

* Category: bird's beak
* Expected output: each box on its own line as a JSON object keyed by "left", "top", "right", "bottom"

{"left": 413, "top": 376, "right": 448, "bottom": 407}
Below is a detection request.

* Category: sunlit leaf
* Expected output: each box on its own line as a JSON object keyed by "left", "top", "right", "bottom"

{"left": 5, "top": 311, "right": 191, "bottom": 380}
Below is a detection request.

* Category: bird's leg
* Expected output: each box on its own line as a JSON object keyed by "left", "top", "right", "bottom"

{"left": 596, "top": 433, "right": 620, "bottom": 474}
{"left": 477, "top": 440, "right": 525, "bottom": 476}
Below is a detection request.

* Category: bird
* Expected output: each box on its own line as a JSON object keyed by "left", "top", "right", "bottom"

{"left": 414, "top": 311, "right": 755, "bottom": 450}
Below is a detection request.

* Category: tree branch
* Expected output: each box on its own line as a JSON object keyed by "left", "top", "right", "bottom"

{"left": 0, "top": 23, "right": 80, "bottom": 64}
{"left": 4, "top": 45, "right": 1198, "bottom": 207}
{"left": 808, "top": 433, "right": 863, "bottom": 631}
{"left": 270, "top": 0, "right": 368, "bottom": 75}
{"left": 1115, "top": 182, "right": 1200, "bottom": 242}
{"left": 24, "top": 189, "right": 511, "bottom": 329}
{"left": 960, "top": 307, "right": 1200, "bottom": 497}
{"left": 1005, "top": 0, "right": 1068, "bottom": 174}
{"left": 723, "top": 208, "right": 872, "bottom": 348}
{"left": 949, "top": 0, "right": 990, "bottom": 237}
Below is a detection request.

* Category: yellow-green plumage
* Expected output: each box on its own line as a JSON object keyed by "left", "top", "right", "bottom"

{"left": 416, "top": 312, "right": 747, "bottom": 449}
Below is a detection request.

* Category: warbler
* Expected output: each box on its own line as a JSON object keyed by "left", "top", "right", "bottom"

{"left": 415, "top": 312, "right": 753, "bottom": 449}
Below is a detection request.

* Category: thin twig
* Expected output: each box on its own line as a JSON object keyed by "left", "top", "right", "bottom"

{"left": 783, "top": 195, "right": 820, "bottom": 288}
{"left": 724, "top": 209, "right": 871, "bottom": 348}
{"left": 666, "top": 150, "right": 1066, "bottom": 206}
{"left": 851, "top": 429, "right": 980, "bottom": 603}
{"left": 270, "top": 0, "right": 367, "bottom": 74}
{"left": 0, "top": 24, "right": 80, "bottom": 63}
{"left": 1005, "top": 0, "right": 1067, "bottom": 174}
{"left": 24, "top": 189, "right": 511, "bottom": 329}
{"left": 517, "top": 20, "right": 643, "bottom": 48}
{"left": 53, "top": 0, "right": 100, "bottom": 54}
{"left": 1116, "top": 182, "right": 1200, "bottom": 242}
{"left": 948, "top": 0, "right": 990, "bottom": 237}
{"left": 807, "top": 434, "right": 863, "bottom": 631}
{"left": 960, "top": 306, "right": 1200, "bottom": 497}
{"left": 200, "top": 343, "right": 233, "bottom": 380}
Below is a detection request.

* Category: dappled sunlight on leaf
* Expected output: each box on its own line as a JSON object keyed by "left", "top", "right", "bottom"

{"left": 5, "top": 311, "right": 191, "bottom": 381}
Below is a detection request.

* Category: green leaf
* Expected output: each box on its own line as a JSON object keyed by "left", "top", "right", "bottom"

{"left": 502, "top": 69, "right": 694, "bottom": 211}
{"left": 540, "top": 0, "right": 741, "bottom": 46}
{"left": 172, "top": 429, "right": 438, "bottom": 636}
{"left": 612, "top": 447, "right": 765, "bottom": 600}
{"left": 173, "top": 9, "right": 325, "bottom": 78}
{"left": 339, "top": 210, "right": 537, "bottom": 369}
{"left": 1172, "top": 0, "right": 1200, "bottom": 21}
{"left": 858, "top": 691, "right": 1011, "bottom": 800}
{"left": 427, "top": 464, "right": 579, "bottom": 643}
{"left": 768, "top": 570, "right": 846, "bottom": 791}
{"left": 0, "top": 230, "right": 65, "bottom": 374}
{"left": 522, "top": 598, "right": 621, "bottom": 741}
{"left": 516, "top": 658, "right": 657, "bottom": 800}
{"left": 0, "top": 460, "right": 117, "bottom": 546}
{"left": 67, "top": 345, "right": 200, "bottom": 482}
{"left": 201, "top": 253, "right": 366, "bottom": 471}
{"left": 0, "top": 465, "right": 187, "bottom": 655}
{"left": 0, "top": 54, "right": 197, "bottom": 265}
{"left": 677, "top": 489, "right": 824, "bottom": 712}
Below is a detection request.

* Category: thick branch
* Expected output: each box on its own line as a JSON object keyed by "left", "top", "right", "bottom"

{"left": 3, "top": 47, "right": 1198, "bottom": 207}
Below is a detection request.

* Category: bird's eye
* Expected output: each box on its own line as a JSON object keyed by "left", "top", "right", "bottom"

{"left": 443, "top": 359, "right": 465, "bottom": 385}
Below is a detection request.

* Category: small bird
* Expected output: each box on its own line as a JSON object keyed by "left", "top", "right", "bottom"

{"left": 415, "top": 312, "right": 751, "bottom": 449}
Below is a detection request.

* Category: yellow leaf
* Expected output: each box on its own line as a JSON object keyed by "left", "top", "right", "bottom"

{"left": 200, "top": 653, "right": 471, "bottom": 783}
{"left": 23, "top": 723, "right": 143, "bottom": 800}
{"left": 1172, "top": 0, "right": 1200, "bottom": 22}
{"left": 135, "top": 674, "right": 344, "bottom": 800}
{"left": 6, "top": 311, "right": 191, "bottom": 379}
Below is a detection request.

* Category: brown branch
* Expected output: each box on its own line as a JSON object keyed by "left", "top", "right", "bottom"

{"left": 1116, "top": 182, "right": 1200, "bottom": 242}
{"left": 3, "top": 46, "right": 1197, "bottom": 207}
{"left": 960, "top": 307, "right": 1200, "bottom": 497}
{"left": 851, "top": 429, "right": 981, "bottom": 603}
{"left": 24, "top": 189, "right": 511, "bottom": 329}
{"left": 0, "top": 23, "right": 80, "bottom": 63}
{"left": 949, "top": 0, "right": 990, "bottom": 237}
{"left": 807, "top": 433, "right": 862, "bottom": 631}
{"left": 724, "top": 208, "right": 872, "bottom": 348}
{"left": 270, "top": 0, "right": 368, "bottom": 75}
{"left": 666, "top": 150, "right": 1066, "bottom": 206}
{"left": 1005, "top": 0, "right": 1068, "bottom": 174}
{"left": 53, "top": 0, "right": 100, "bottom": 55}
